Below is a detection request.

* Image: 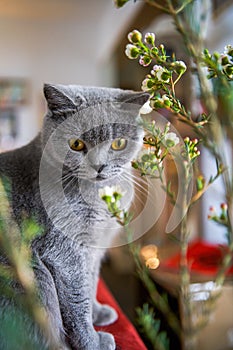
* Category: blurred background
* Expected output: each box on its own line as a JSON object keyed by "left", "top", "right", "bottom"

{"left": 0, "top": 0, "right": 233, "bottom": 345}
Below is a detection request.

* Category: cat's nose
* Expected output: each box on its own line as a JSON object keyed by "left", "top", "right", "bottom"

{"left": 92, "top": 164, "right": 106, "bottom": 173}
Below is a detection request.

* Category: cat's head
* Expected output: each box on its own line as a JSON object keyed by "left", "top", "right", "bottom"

{"left": 42, "top": 84, "right": 149, "bottom": 182}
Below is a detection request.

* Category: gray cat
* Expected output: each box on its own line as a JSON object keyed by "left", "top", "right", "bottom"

{"left": 0, "top": 84, "right": 148, "bottom": 350}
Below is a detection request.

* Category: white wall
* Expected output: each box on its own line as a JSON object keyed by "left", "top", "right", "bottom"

{"left": 0, "top": 0, "right": 142, "bottom": 146}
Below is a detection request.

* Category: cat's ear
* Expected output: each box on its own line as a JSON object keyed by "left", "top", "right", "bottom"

{"left": 119, "top": 91, "right": 150, "bottom": 108}
{"left": 43, "top": 84, "right": 83, "bottom": 114}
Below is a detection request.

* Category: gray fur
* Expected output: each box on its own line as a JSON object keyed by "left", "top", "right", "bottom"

{"left": 0, "top": 84, "right": 148, "bottom": 350}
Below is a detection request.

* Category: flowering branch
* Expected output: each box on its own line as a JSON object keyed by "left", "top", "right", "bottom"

{"left": 114, "top": 1, "right": 233, "bottom": 348}
{"left": 0, "top": 178, "right": 63, "bottom": 349}
{"left": 99, "top": 187, "right": 181, "bottom": 342}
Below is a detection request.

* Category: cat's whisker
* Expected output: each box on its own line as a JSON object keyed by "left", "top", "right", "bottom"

{"left": 62, "top": 177, "right": 77, "bottom": 193}
{"left": 121, "top": 172, "right": 157, "bottom": 209}
{"left": 122, "top": 169, "right": 149, "bottom": 189}
{"left": 123, "top": 170, "right": 155, "bottom": 195}
{"left": 121, "top": 172, "right": 148, "bottom": 198}
{"left": 123, "top": 168, "right": 149, "bottom": 185}
{"left": 119, "top": 173, "right": 148, "bottom": 209}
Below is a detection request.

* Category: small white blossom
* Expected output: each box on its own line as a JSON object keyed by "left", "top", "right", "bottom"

{"left": 162, "top": 95, "right": 169, "bottom": 102}
{"left": 144, "top": 32, "right": 155, "bottom": 45}
{"left": 175, "top": 60, "right": 186, "bottom": 69}
{"left": 161, "top": 94, "right": 172, "bottom": 107}
{"left": 141, "top": 78, "right": 152, "bottom": 92}
{"left": 139, "top": 55, "right": 152, "bottom": 67}
{"left": 127, "top": 30, "right": 142, "bottom": 44}
{"left": 152, "top": 65, "right": 170, "bottom": 83}
{"left": 140, "top": 100, "right": 152, "bottom": 114}
{"left": 125, "top": 44, "right": 140, "bottom": 59}
{"left": 150, "top": 97, "right": 163, "bottom": 109}
{"left": 224, "top": 44, "right": 233, "bottom": 56}
{"left": 172, "top": 60, "right": 187, "bottom": 75}
{"left": 151, "top": 65, "right": 163, "bottom": 75}
{"left": 164, "top": 132, "right": 180, "bottom": 147}
{"left": 136, "top": 148, "right": 150, "bottom": 161}
{"left": 99, "top": 185, "right": 124, "bottom": 201}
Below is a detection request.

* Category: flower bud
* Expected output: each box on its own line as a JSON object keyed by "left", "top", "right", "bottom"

{"left": 213, "top": 52, "right": 220, "bottom": 60}
{"left": 224, "top": 65, "right": 233, "bottom": 78}
{"left": 131, "top": 161, "right": 139, "bottom": 169}
{"left": 146, "top": 257, "right": 160, "bottom": 269}
{"left": 220, "top": 203, "right": 228, "bottom": 211}
{"left": 127, "top": 30, "right": 142, "bottom": 44}
{"left": 196, "top": 175, "right": 205, "bottom": 191}
{"left": 203, "top": 48, "right": 211, "bottom": 58}
{"left": 140, "top": 244, "right": 158, "bottom": 260}
{"left": 221, "top": 55, "right": 229, "bottom": 66}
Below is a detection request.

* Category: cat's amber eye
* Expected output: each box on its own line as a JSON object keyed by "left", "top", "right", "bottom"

{"left": 69, "top": 138, "right": 85, "bottom": 151}
{"left": 111, "top": 138, "right": 127, "bottom": 151}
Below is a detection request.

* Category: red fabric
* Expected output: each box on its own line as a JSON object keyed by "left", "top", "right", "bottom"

{"left": 160, "top": 240, "right": 233, "bottom": 276}
{"left": 96, "top": 279, "right": 147, "bottom": 350}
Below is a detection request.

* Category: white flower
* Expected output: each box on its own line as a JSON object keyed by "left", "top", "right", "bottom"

{"left": 127, "top": 30, "right": 142, "bottom": 44}
{"left": 99, "top": 185, "right": 124, "bottom": 200}
{"left": 152, "top": 65, "right": 170, "bottom": 83}
{"left": 144, "top": 32, "right": 155, "bottom": 45}
{"left": 164, "top": 132, "right": 179, "bottom": 147}
{"left": 161, "top": 94, "right": 172, "bottom": 107}
{"left": 150, "top": 97, "right": 163, "bottom": 109}
{"left": 139, "top": 55, "right": 152, "bottom": 67}
{"left": 125, "top": 44, "right": 140, "bottom": 59}
{"left": 140, "top": 100, "right": 152, "bottom": 114}
{"left": 136, "top": 148, "right": 150, "bottom": 161}
{"left": 141, "top": 78, "right": 152, "bottom": 92}
{"left": 224, "top": 44, "right": 233, "bottom": 56}
{"left": 151, "top": 65, "right": 163, "bottom": 76}
{"left": 171, "top": 60, "right": 187, "bottom": 75}
{"left": 175, "top": 60, "right": 186, "bottom": 69}
{"left": 161, "top": 95, "right": 169, "bottom": 102}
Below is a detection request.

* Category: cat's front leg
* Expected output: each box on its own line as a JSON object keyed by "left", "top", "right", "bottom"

{"left": 46, "top": 245, "right": 116, "bottom": 350}
{"left": 93, "top": 301, "right": 118, "bottom": 327}
{"left": 33, "top": 254, "right": 70, "bottom": 349}
{"left": 90, "top": 249, "right": 118, "bottom": 327}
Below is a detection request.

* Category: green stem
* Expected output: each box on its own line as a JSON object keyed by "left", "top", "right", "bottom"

{"left": 130, "top": 243, "right": 181, "bottom": 336}
{"left": 144, "top": 0, "right": 170, "bottom": 13}
{"left": 176, "top": 0, "right": 195, "bottom": 14}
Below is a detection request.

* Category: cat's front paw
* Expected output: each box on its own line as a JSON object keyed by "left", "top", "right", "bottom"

{"left": 98, "top": 331, "right": 116, "bottom": 350}
{"left": 93, "top": 302, "right": 118, "bottom": 326}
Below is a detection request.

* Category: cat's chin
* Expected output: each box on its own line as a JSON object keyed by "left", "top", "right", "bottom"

{"left": 93, "top": 176, "right": 111, "bottom": 182}
{"left": 88, "top": 175, "right": 117, "bottom": 183}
